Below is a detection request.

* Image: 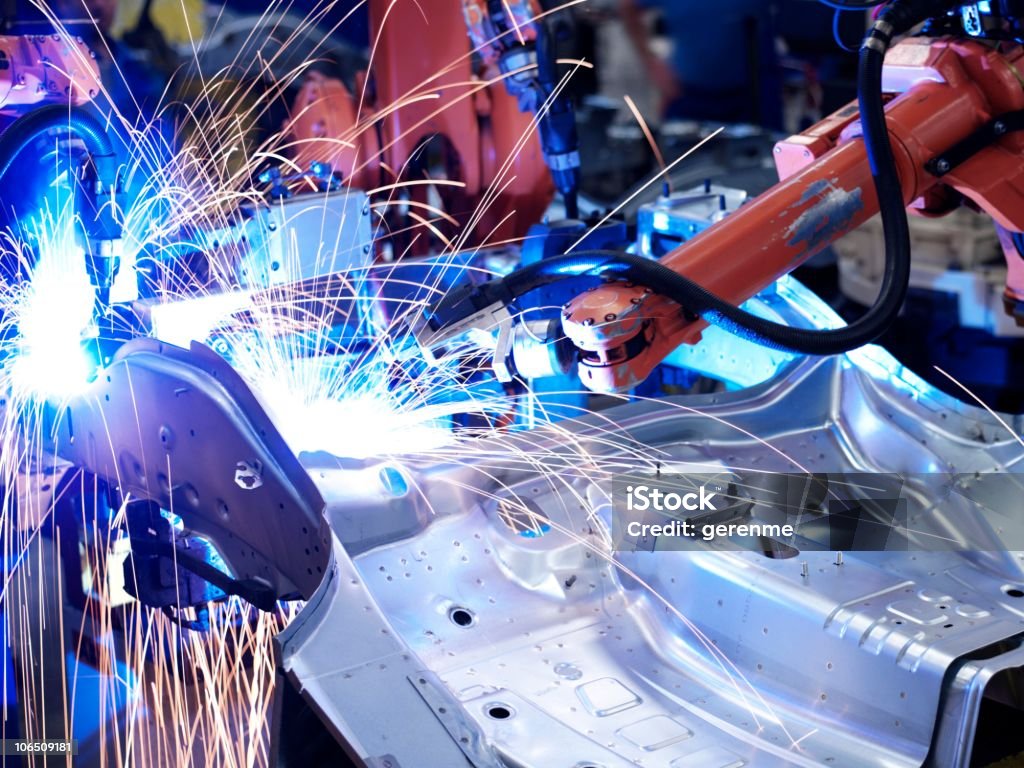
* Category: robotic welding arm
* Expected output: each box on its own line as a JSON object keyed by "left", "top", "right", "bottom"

{"left": 0, "top": 35, "right": 123, "bottom": 309}
{"left": 560, "top": 16, "right": 1024, "bottom": 391}
{"left": 421, "top": 0, "right": 1024, "bottom": 392}
{"left": 463, "top": 0, "right": 582, "bottom": 217}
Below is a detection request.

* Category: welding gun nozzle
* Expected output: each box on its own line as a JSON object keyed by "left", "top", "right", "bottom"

{"left": 84, "top": 242, "right": 122, "bottom": 309}
{"left": 508, "top": 319, "right": 575, "bottom": 381}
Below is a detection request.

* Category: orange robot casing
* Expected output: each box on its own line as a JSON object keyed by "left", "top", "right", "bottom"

{"left": 289, "top": 0, "right": 553, "bottom": 253}
{"left": 0, "top": 34, "right": 101, "bottom": 113}
{"left": 564, "top": 38, "right": 1024, "bottom": 392}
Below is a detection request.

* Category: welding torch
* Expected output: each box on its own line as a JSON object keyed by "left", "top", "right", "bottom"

{"left": 409, "top": 275, "right": 576, "bottom": 383}
{"left": 0, "top": 104, "right": 124, "bottom": 309}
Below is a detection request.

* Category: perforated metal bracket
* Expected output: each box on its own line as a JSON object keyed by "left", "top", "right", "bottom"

{"left": 54, "top": 338, "right": 330, "bottom": 603}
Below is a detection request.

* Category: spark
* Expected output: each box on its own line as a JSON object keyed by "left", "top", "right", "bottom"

{"left": 567, "top": 126, "right": 725, "bottom": 253}
{"left": 2, "top": 210, "right": 98, "bottom": 402}
{"left": 624, "top": 94, "right": 670, "bottom": 192}
{"left": 503, "top": 0, "right": 527, "bottom": 45}
{"left": 933, "top": 365, "right": 1024, "bottom": 448}
{"left": 0, "top": 1, "right": 783, "bottom": 765}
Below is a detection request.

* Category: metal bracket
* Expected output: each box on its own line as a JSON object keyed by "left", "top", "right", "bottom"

{"left": 56, "top": 339, "right": 330, "bottom": 604}
{"left": 926, "top": 109, "right": 1024, "bottom": 177}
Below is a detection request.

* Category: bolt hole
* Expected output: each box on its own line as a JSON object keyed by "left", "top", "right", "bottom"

{"left": 485, "top": 703, "right": 513, "bottom": 720}
{"left": 1005, "top": 587, "right": 1024, "bottom": 598}
{"left": 449, "top": 607, "right": 475, "bottom": 627}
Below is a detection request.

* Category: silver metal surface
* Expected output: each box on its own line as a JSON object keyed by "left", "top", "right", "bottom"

{"left": 55, "top": 280, "right": 1024, "bottom": 766}
{"left": 196, "top": 189, "right": 375, "bottom": 290}
{"left": 282, "top": 283, "right": 1024, "bottom": 767}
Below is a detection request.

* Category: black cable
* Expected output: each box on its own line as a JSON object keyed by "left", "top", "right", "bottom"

{"left": 462, "top": 7, "right": 913, "bottom": 355}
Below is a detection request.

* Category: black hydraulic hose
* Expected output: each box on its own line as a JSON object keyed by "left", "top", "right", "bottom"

{"left": 478, "top": 3, "right": 931, "bottom": 355}
{"left": 0, "top": 104, "right": 116, "bottom": 183}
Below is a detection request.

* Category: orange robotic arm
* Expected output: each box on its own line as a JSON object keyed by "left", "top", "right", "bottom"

{"left": 561, "top": 37, "right": 1024, "bottom": 392}
{"left": 0, "top": 33, "right": 100, "bottom": 113}
{"left": 288, "top": 0, "right": 552, "bottom": 253}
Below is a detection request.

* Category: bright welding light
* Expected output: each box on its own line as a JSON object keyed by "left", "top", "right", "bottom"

{"left": 149, "top": 291, "right": 252, "bottom": 348}
{"left": 268, "top": 393, "right": 454, "bottom": 460}
{"left": 235, "top": 354, "right": 504, "bottom": 460}
{"left": 205, "top": 305, "right": 507, "bottom": 460}
{"left": 7, "top": 224, "right": 98, "bottom": 401}
{"left": 10, "top": 335, "right": 94, "bottom": 401}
